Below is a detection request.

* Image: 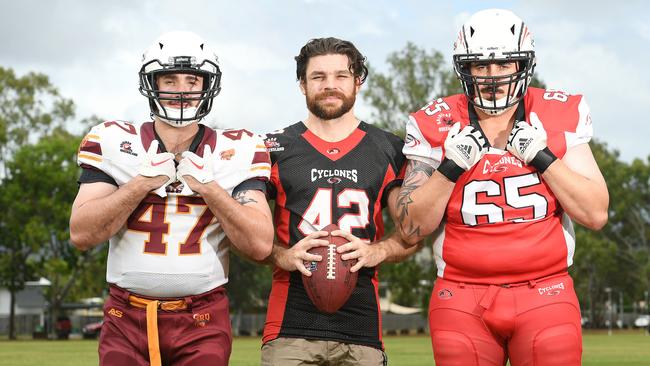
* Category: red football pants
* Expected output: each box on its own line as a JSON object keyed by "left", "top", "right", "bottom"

{"left": 428, "top": 272, "right": 582, "bottom": 366}
{"left": 99, "top": 285, "right": 232, "bottom": 366}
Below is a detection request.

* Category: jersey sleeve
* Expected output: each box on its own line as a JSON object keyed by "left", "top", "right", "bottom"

{"left": 403, "top": 115, "right": 443, "bottom": 169}
{"left": 566, "top": 96, "right": 593, "bottom": 149}
{"left": 77, "top": 123, "right": 113, "bottom": 176}
{"left": 77, "top": 125, "right": 108, "bottom": 173}
{"left": 212, "top": 131, "right": 271, "bottom": 194}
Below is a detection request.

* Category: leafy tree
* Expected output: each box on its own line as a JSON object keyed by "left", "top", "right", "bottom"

{"left": 362, "top": 42, "right": 461, "bottom": 135}
{"left": 576, "top": 142, "right": 650, "bottom": 326}
{"left": 1, "top": 127, "right": 105, "bottom": 338}
{"left": 0, "top": 67, "right": 75, "bottom": 339}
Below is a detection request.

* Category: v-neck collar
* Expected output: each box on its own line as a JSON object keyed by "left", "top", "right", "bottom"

{"left": 300, "top": 121, "right": 367, "bottom": 162}
{"left": 468, "top": 101, "right": 525, "bottom": 149}
{"left": 153, "top": 124, "right": 206, "bottom": 155}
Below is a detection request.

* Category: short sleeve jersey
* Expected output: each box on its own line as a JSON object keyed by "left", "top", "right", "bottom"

{"left": 262, "top": 121, "right": 406, "bottom": 350}
{"left": 403, "top": 88, "right": 593, "bottom": 285}
{"left": 77, "top": 121, "right": 270, "bottom": 297}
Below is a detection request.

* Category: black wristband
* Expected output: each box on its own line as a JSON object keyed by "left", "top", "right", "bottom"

{"left": 530, "top": 147, "right": 557, "bottom": 173}
{"left": 437, "top": 158, "right": 465, "bottom": 183}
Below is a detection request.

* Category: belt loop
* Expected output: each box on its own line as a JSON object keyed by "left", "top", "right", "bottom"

{"left": 528, "top": 279, "right": 537, "bottom": 288}
{"left": 121, "top": 288, "right": 131, "bottom": 304}
{"left": 184, "top": 296, "right": 193, "bottom": 310}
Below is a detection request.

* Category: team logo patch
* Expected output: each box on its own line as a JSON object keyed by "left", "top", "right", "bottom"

{"left": 193, "top": 313, "right": 211, "bottom": 328}
{"left": 327, "top": 177, "right": 342, "bottom": 184}
{"left": 405, "top": 134, "right": 420, "bottom": 148}
{"left": 436, "top": 113, "right": 454, "bottom": 132}
{"left": 482, "top": 155, "right": 523, "bottom": 174}
{"left": 438, "top": 289, "right": 453, "bottom": 300}
{"left": 220, "top": 149, "right": 235, "bottom": 160}
{"left": 264, "top": 137, "right": 284, "bottom": 152}
{"left": 119, "top": 141, "right": 138, "bottom": 156}
{"left": 108, "top": 308, "right": 123, "bottom": 318}
{"left": 327, "top": 147, "right": 340, "bottom": 155}
{"left": 538, "top": 282, "right": 565, "bottom": 296}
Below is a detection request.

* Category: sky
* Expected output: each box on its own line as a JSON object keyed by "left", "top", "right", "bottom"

{"left": 1, "top": 0, "right": 648, "bottom": 162}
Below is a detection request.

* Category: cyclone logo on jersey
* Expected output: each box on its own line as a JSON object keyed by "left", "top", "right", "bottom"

{"left": 405, "top": 134, "right": 420, "bottom": 149}
{"left": 311, "top": 168, "right": 358, "bottom": 183}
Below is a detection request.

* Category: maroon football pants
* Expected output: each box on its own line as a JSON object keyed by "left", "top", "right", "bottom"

{"left": 99, "top": 285, "right": 232, "bottom": 366}
{"left": 428, "top": 272, "right": 582, "bottom": 366}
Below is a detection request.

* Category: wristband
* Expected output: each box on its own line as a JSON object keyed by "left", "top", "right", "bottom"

{"left": 530, "top": 147, "right": 557, "bottom": 173}
{"left": 437, "top": 158, "right": 465, "bottom": 183}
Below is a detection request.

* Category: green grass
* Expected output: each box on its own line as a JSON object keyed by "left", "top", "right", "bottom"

{"left": 0, "top": 330, "right": 648, "bottom": 365}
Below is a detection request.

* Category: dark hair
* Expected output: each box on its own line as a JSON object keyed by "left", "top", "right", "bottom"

{"left": 295, "top": 37, "right": 368, "bottom": 84}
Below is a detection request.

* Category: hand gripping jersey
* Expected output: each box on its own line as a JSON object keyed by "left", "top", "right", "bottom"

{"left": 404, "top": 87, "right": 593, "bottom": 285}
{"left": 263, "top": 122, "right": 406, "bottom": 349}
{"left": 77, "top": 121, "right": 270, "bottom": 297}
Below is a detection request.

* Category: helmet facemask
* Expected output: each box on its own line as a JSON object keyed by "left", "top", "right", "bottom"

{"left": 454, "top": 51, "right": 535, "bottom": 115}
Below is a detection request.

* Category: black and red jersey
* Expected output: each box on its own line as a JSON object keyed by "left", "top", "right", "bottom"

{"left": 263, "top": 121, "right": 406, "bottom": 349}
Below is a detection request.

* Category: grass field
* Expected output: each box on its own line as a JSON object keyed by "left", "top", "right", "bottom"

{"left": 0, "top": 330, "right": 648, "bottom": 365}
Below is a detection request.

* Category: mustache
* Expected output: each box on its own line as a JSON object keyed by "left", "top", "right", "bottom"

{"left": 479, "top": 86, "right": 505, "bottom": 94}
{"left": 316, "top": 90, "right": 346, "bottom": 100}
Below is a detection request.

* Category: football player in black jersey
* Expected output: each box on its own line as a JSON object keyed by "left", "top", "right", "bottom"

{"left": 260, "top": 37, "right": 422, "bottom": 366}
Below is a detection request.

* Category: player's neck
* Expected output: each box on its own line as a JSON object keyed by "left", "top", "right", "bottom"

{"left": 476, "top": 106, "right": 518, "bottom": 149}
{"left": 304, "top": 110, "right": 360, "bottom": 142}
{"left": 154, "top": 119, "right": 200, "bottom": 155}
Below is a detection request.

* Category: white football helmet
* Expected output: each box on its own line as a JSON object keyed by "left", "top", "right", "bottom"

{"left": 453, "top": 9, "right": 536, "bottom": 115}
{"left": 139, "top": 31, "right": 222, "bottom": 127}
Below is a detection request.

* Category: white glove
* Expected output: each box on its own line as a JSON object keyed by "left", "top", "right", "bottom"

{"left": 507, "top": 112, "right": 548, "bottom": 164}
{"left": 437, "top": 122, "right": 487, "bottom": 182}
{"left": 507, "top": 112, "right": 557, "bottom": 172}
{"left": 177, "top": 145, "right": 214, "bottom": 195}
{"left": 139, "top": 140, "right": 176, "bottom": 197}
{"left": 444, "top": 122, "right": 487, "bottom": 170}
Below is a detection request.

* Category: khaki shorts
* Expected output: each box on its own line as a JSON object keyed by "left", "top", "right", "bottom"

{"left": 261, "top": 337, "right": 387, "bottom": 366}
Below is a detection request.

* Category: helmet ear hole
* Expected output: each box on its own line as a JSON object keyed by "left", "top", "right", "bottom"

{"left": 138, "top": 31, "right": 222, "bottom": 127}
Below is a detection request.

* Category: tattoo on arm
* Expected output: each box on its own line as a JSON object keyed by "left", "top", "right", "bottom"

{"left": 396, "top": 160, "right": 434, "bottom": 238}
{"left": 233, "top": 190, "right": 258, "bottom": 205}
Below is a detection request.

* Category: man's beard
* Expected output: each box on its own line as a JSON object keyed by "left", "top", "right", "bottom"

{"left": 306, "top": 90, "right": 356, "bottom": 120}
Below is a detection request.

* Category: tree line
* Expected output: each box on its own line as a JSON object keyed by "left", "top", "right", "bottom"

{"left": 1, "top": 43, "right": 648, "bottom": 339}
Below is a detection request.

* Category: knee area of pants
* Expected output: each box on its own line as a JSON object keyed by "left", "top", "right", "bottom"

{"left": 533, "top": 323, "right": 581, "bottom": 365}
{"left": 431, "top": 330, "right": 479, "bottom": 366}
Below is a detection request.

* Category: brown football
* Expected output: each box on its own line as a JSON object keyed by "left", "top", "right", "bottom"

{"left": 302, "top": 224, "right": 358, "bottom": 313}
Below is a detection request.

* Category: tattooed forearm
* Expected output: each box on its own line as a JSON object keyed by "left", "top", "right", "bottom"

{"left": 233, "top": 190, "right": 258, "bottom": 205}
{"left": 396, "top": 160, "right": 434, "bottom": 238}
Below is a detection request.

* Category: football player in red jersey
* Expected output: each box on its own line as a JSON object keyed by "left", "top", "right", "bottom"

{"left": 69, "top": 31, "right": 273, "bottom": 366}
{"left": 398, "top": 9, "right": 609, "bottom": 366}
{"left": 261, "top": 37, "right": 421, "bottom": 365}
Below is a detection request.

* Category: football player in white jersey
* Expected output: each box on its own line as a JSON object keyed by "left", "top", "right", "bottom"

{"left": 69, "top": 31, "right": 273, "bottom": 366}
{"left": 397, "top": 9, "right": 609, "bottom": 366}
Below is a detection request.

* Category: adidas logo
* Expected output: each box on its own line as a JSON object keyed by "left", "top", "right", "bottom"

{"left": 518, "top": 138, "right": 532, "bottom": 152}
{"left": 456, "top": 144, "right": 472, "bottom": 159}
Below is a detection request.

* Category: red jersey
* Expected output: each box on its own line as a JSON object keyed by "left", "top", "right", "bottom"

{"left": 404, "top": 87, "right": 593, "bottom": 284}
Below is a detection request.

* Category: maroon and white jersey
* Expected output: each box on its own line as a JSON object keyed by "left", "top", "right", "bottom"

{"left": 77, "top": 121, "right": 270, "bottom": 297}
{"left": 404, "top": 87, "right": 593, "bottom": 284}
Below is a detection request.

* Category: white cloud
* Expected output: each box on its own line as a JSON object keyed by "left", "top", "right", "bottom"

{"left": 1, "top": 0, "right": 647, "bottom": 161}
